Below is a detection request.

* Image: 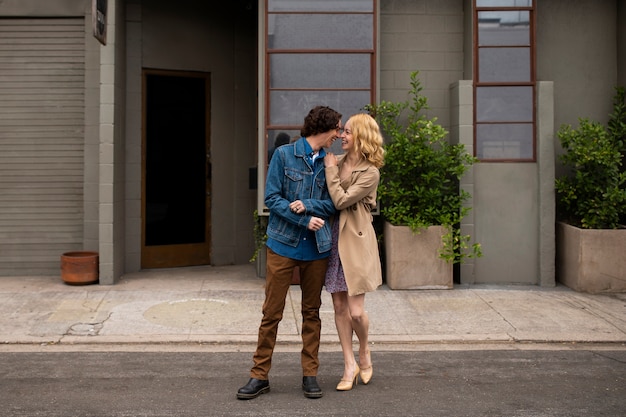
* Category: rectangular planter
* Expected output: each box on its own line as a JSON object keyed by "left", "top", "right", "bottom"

{"left": 384, "top": 222, "right": 453, "bottom": 290}
{"left": 556, "top": 222, "right": 626, "bottom": 293}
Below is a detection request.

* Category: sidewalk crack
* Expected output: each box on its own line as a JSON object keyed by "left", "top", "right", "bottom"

{"left": 64, "top": 313, "right": 112, "bottom": 337}
{"left": 473, "top": 291, "right": 518, "bottom": 332}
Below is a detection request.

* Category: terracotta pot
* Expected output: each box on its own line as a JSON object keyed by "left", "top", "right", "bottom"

{"left": 61, "top": 251, "right": 99, "bottom": 285}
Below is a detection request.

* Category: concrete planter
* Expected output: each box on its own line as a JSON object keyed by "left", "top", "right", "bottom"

{"left": 383, "top": 222, "right": 452, "bottom": 290}
{"left": 556, "top": 222, "right": 626, "bottom": 293}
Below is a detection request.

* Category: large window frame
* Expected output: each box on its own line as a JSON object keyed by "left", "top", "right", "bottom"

{"left": 474, "top": 0, "right": 536, "bottom": 162}
{"left": 257, "top": 0, "right": 378, "bottom": 212}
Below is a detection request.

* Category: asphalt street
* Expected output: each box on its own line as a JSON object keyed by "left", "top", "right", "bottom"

{"left": 1, "top": 348, "right": 624, "bottom": 417}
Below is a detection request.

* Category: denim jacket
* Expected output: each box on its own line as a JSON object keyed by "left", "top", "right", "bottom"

{"left": 265, "top": 137, "right": 336, "bottom": 254}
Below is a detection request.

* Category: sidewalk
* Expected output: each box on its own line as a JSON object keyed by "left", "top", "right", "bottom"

{"left": 1, "top": 264, "right": 625, "bottom": 350}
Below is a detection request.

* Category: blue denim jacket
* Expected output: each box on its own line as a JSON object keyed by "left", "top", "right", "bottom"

{"left": 265, "top": 137, "right": 336, "bottom": 254}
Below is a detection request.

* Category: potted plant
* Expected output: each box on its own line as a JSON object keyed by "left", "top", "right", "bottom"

{"left": 555, "top": 87, "right": 626, "bottom": 293}
{"left": 365, "top": 71, "right": 481, "bottom": 289}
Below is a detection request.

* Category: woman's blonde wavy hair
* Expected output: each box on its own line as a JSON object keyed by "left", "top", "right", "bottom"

{"left": 348, "top": 113, "right": 385, "bottom": 168}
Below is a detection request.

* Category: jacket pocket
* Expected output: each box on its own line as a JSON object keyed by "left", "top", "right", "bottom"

{"left": 314, "top": 176, "right": 329, "bottom": 200}
{"left": 284, "top": 168, "right": 304, "bottom": 201}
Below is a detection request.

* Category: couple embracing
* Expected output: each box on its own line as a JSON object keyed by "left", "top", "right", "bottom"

{"left": 237, "top": 105, "right": 385, "bottom": 400}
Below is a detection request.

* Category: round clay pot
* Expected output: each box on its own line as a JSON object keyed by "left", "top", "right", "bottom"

{"left": 60, "top": 251, "right": 99, "bottom": 285}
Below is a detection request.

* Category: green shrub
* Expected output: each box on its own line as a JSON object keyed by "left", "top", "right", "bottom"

{"left": 365, "top": 71, "right": 481, "bottom": 263}
{"left": 555, "top": 87, "right": 626, "bottom": 229}
{"left": 250, "top": 209, "right": 267, "bottom": 262}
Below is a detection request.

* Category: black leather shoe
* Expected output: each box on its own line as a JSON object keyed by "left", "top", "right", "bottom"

{"left": 302, "top": 376, "right": 323, "bottom": 398}
{"left": 237, "top": 378, "right": 270, "bottom": 400}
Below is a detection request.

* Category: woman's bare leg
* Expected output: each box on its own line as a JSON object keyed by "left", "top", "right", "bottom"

{"left": 332, "top": 291, "right": 357, "bottom": 381}
{"left": 347, "top": 294, "right": 371, "bottom": 369}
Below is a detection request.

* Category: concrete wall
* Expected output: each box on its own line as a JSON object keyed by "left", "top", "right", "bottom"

{"left": 84, "top": 4, "right": 102, "bottom": 256}
{"left": 97, "top": 0, "right": 127, "bottom": 284}
{"left": 450, "top": 80, "right": 476, "bottom": 282}
{"left": 379, "top": 0, "right": 464, "bottom": 129}
{"left": 125, "top": 0, "right": 142, "bottom": 273}
{"left": 536, "top": 82, "right": 556, "bottom": 288}
{"left": 464, "top": 82, "right": 555, "bottom": 286}
{"left": 452, "top": 0, "right": 620, "bottom": 286}
{"left": 537, "top": 0, "right": 619, "bottom": 177}
{"left": 445, "top": 2, "right": 558, "bottom": 286}
{"left": 122, "top": 0, "right": 258, "bottom": 273}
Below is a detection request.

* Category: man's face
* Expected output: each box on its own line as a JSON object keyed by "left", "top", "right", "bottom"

{"left": 324, "top": 121, "right": 343, "bottom": 148}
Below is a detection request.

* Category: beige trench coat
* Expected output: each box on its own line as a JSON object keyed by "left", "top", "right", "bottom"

{"left": 325, "top": 155, "right": 382, "bottom": 296}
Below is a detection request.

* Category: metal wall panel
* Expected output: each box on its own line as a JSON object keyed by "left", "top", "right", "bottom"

{"left": 0, "top": 18, "right": 85, "bottom": 275}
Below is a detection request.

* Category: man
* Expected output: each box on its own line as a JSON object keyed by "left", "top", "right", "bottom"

{"left": 237, "top": 106, "right": 342, "bottom": 400}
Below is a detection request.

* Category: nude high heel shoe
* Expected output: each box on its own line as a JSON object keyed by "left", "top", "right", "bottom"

{"left": 336, "top": 364, "right": 360, "bottom": 391}
{"left": 360, "top": 350, "right": 373, "bottom": 385}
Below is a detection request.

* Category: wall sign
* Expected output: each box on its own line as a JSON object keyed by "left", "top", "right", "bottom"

{"left": 92, "top": 0, "right": 107, "bottom": 45}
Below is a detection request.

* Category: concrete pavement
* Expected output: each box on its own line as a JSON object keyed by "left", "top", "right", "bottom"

{"left": 1, "top": 264, "right": 625, "bottom": 350}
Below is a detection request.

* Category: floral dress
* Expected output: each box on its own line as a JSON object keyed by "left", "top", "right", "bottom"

{"left": 324, "top": 215, "right": 348, "bottom": 293}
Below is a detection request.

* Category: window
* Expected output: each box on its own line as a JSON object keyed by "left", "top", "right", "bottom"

{"left": 474, "top": 0, "right": 535, "bottom": 161}
{"left": 259, "top": 0, "right": 377, "bottom": 206}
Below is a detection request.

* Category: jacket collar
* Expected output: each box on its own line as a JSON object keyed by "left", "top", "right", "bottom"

{"left": 337, "top": 153, "right": 371, "bottom": 172}
{"left": 294, "top": 137, "right": 326, "bottom": 159}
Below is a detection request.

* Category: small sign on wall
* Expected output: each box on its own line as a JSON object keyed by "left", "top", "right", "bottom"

{"left": 92, "top": 0, "right": 107, "bottom": 45}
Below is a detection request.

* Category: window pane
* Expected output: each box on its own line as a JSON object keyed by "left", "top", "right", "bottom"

{"left": 476, "top": 86, "right": 533, "bottom": 122}
{"left": 269, "top": 90, "right": 370, "bottom": 125}
{"left": 478, "top": 11, "right": 529, "bottom": 46}
{"left": 269, "top": 14, "right": 373, "bottom": 49}
{"left": 479, "top": 48, "right": 530, "bottom": 82}
{"left": 270, "top": 54, "right": 370, "bottom": 89}
{"left": 269, "top": 0, "right": 373, "bottom": 12}
{"left": 267, "top": 129, "right": 299, "bottom": 165}
{"left": 476, "top": 0, "right": 532, "bottom": 7}
{"left": 476, "top": 123, "right": 533, "bottom": 160}
{"left": 266, "top": 128, "right": 344, "bottom": 166}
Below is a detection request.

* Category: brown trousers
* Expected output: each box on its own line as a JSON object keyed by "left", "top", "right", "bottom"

{"left": 250, "top": 247, "right": 328, "bottom": 379}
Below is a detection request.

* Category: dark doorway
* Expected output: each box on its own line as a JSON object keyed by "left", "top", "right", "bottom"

{"left": 141, "top": 69, "right": 211, "bottom": 268}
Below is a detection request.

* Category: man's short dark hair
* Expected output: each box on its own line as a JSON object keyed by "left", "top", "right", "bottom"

{"left": 300, "top": 106, "right": 342, "bottom": 137}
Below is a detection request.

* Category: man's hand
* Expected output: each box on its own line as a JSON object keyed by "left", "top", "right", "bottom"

{"left": 307, "top": 216, "right": 325, "bottom": 231}
{"left": 289, "top": 200, "right": 305, "bottom": 214}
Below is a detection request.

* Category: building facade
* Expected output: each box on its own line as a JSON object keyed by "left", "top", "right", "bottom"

{"left": 0, "top": 0, "right": 624, "bottom": 285}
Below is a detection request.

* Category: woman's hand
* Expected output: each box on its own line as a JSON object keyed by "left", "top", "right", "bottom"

{"left": 324, "top": 152, "right": 337, "bottom": 167}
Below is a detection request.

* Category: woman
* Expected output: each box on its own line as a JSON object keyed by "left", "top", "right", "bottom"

{"left": 323, "top": 113, "right": 385, "bottom": 391}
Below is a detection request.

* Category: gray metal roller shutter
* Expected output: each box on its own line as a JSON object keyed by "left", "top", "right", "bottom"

{"left": 0, "top": 18, "right": 85, "bottom": 276}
